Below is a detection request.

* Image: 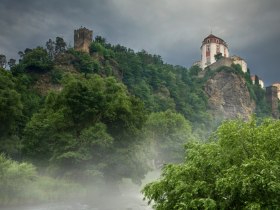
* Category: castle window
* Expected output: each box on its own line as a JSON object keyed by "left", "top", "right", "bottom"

{"left": 216, "top": 45, "right": 220, "bottom": 53}
{"left": 216, "top": 39, "right": 219, "bottom": 43}
{"left": 207, "top": 39, "right": 210, "bottom": 43}
{"left": 206, "top": 45, "right": 210, "bottom": 52}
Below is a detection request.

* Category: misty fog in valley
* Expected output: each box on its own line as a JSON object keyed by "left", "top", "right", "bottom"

{"left": 2, "top": 170, "right": 160, "bottom": 210}
{"left": 1, "top": 1, "right": 280, "bottom": 208}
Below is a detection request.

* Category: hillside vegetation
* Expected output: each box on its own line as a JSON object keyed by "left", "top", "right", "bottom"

{"left": 0, "top": 35, "right": 274, "bottom": 205}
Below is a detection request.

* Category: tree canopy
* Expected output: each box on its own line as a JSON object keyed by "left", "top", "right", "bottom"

{"left": 143, "top": 110, "right": 194, "bottom": 165}
{"left": 143, "top": 118, "right": 280, "bottom": 209}
{"left": 0, "top": 68, "right": 23, "bottom": 136}
{"left": 22, "top": 74, "right": 148, "bottom": 183}
{"left": 17, "top": 47, "right": 53, "bottom": 73}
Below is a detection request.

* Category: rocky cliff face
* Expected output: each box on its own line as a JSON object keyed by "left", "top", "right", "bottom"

{"left": 205, "top": 71, "right": 255, "bottom": 119}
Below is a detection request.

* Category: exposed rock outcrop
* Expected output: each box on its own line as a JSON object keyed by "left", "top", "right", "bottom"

{"left": 205, "top": 71, "right": 255, "bottom": 119}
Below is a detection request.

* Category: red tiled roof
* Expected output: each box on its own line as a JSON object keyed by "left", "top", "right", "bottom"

{"left": 203, "top": 34, "right": 225, "bottom": 42}
{"left": 201, "top": 34, "right": 228, "bottom": 48}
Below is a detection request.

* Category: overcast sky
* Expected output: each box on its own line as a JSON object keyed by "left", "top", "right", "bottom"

{"left": 1, "top": 0, "right": 280, "bottom": 85}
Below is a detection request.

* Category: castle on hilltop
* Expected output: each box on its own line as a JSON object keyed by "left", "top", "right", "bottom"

{"left": 74, "top": 27, "right": 93, "bottom": 53}
{"left": 194, "top": 34, "right": 280, "bottom": 118}
{"left": 200, "top": 34, "right": 229, "bottom": 69}
{"left": 194, "top": 34, "right": 249, "bottom": 75}
{"left": 194, "top": 34, "right": 265, "bottom": 88}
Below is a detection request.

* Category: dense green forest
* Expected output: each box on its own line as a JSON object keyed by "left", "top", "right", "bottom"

{"left": 0, "top": 35, "right": 277, "bottom": 207}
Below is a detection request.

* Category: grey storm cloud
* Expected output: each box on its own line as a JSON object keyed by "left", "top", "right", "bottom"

{"left": 1, "top": 0, "right": 280, "bottom": 85}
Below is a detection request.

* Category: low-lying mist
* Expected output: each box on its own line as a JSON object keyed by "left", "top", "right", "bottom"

{"left": 1, "top": 170, "right": 160, "bottom": 210}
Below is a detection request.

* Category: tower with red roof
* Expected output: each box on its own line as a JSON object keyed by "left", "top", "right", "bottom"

{"left": 200, "top": 34, "right": 229, "bottom": 69}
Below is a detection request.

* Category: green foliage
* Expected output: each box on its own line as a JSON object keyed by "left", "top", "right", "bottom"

{"left": 204, "top": 64, "right": 243, "bottom": 81}
{"left": 14, "top": 73, "right": 42, "bottom": 124}
{"left": 95, "top": 36, "right": 107, "bottom": 44}
{"left": 214, "top": 52, "right": 223, "bottom": 61}
{"left": 0, "top": 154, "right": 37, "bottom": 204}
{"left": 69, "top": 49, "right": 100, "bottom": 76}
{"left": 2, "top": 34, "right": 276, "bottom": 205}
{"left": 23, "top": 75, "right": 148, "bottom": 182}
{"left": 252, "top": 85, "right": 270, "bottom": 116}
{"left": 54, "top": 37, "right": 67, "bottom": 55}
{"left": 19, "top": 47, "right": 53, "bottom": 72}
{"left": 143, "top": 118, "right": 280, "bottom": 209}
{"left": 0, "top": 68, "right": 23, "bottom": 136}
{"left": 89, "top": 38, "right": 115, "bottom": 59}
{"left": 89, "top": 42, "right": 104, "bottom": 54}
{"left": 0, "top": 68, "right": 43, "bottom": 158}
{"left": 50, "top": 68, "right": 63, "bottom": 84}
{"left": 144, "top": 110, "right": 194, "bottom": 165}
{"left": 0, "top": 154, "right": 85, "bottom": 205}
{"left": 46, "top": 38, "right": 55, "bottom": 60}
{"left": 245, "top": 68, "right": 252, "bottom": 84}
{"left": 109, "top": 44, "right": 209, "bottom": 124}
{"left": 188, "top": 65, "right": 202, "bottom": 76}
{"left": 7, "top": 58, "right": 16, "bottom": 69}
{"left": 0, "top": 54, "right": 7, "bottom": 68}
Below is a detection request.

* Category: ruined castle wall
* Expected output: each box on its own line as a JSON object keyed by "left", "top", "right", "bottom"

{"left": 74, "top": 28, "right": 93, "bottom": 53}
{"left": 233, "top": 59, "right": 247, "bottom": 73}
{"left": 266, "top": 86, "right": 279, "bottom": 119}
{"left": 208, "top": 57, "right": 233, "bottom": 71}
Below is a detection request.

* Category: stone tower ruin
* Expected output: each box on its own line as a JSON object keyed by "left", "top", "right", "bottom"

{"left": 74, "top": 27, "right": 93, "bottom": 53}
{"left": 266, "top": 86, "right": 279, "bottom": 119}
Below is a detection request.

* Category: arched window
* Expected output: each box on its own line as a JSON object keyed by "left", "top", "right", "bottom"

{"left": 206, "top": 45, "right": 210, "bottom": 52}
{"left": 216, "top": 45, "right": 220, "bottom": 53}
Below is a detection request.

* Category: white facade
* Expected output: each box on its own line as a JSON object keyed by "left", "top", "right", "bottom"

{"left": 201, "top": 34, "right": 229, "bottom": 69}
{"left": 251, "top": 75, "right": 264, "bottom": 88}
{"left": 231, "top": 55, "right": 247, "bottom": 73}
{"left": 259, "top": 80, "right": 264, "bottom": 89}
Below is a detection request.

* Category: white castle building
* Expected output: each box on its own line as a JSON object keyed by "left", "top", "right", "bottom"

{"left": 195, "top": 34, "right": 247, "bottom": 73}
{"left": 201, "top": 34, "right": 229, "bottom": 69}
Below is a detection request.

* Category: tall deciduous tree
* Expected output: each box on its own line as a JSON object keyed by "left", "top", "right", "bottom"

{"left": 55, "top": 37, "right": 67, "bottom": 55}
{"left": 144, "top": 110, "right": 194, "bottom": 166}
{"left": 46, "top": 39, "right": 55, "bottom": 60}
{"left": 143, "top": 118, "right": 280, "bottom": 209}
{"left": 95, "top": 36, "right": 106, "bottom": 44}
{"left": 19, "top": 47, "right": 53, "bottom": 72}
{"left": 0, "top": 54, "right": 7, "bottom": 68}
{"left": 7, "top": 58, "right": 16, "bottom": 69}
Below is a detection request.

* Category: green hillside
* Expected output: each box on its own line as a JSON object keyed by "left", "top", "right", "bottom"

{"left": 0, "top": 35, "right": 273, "bottom": 205}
